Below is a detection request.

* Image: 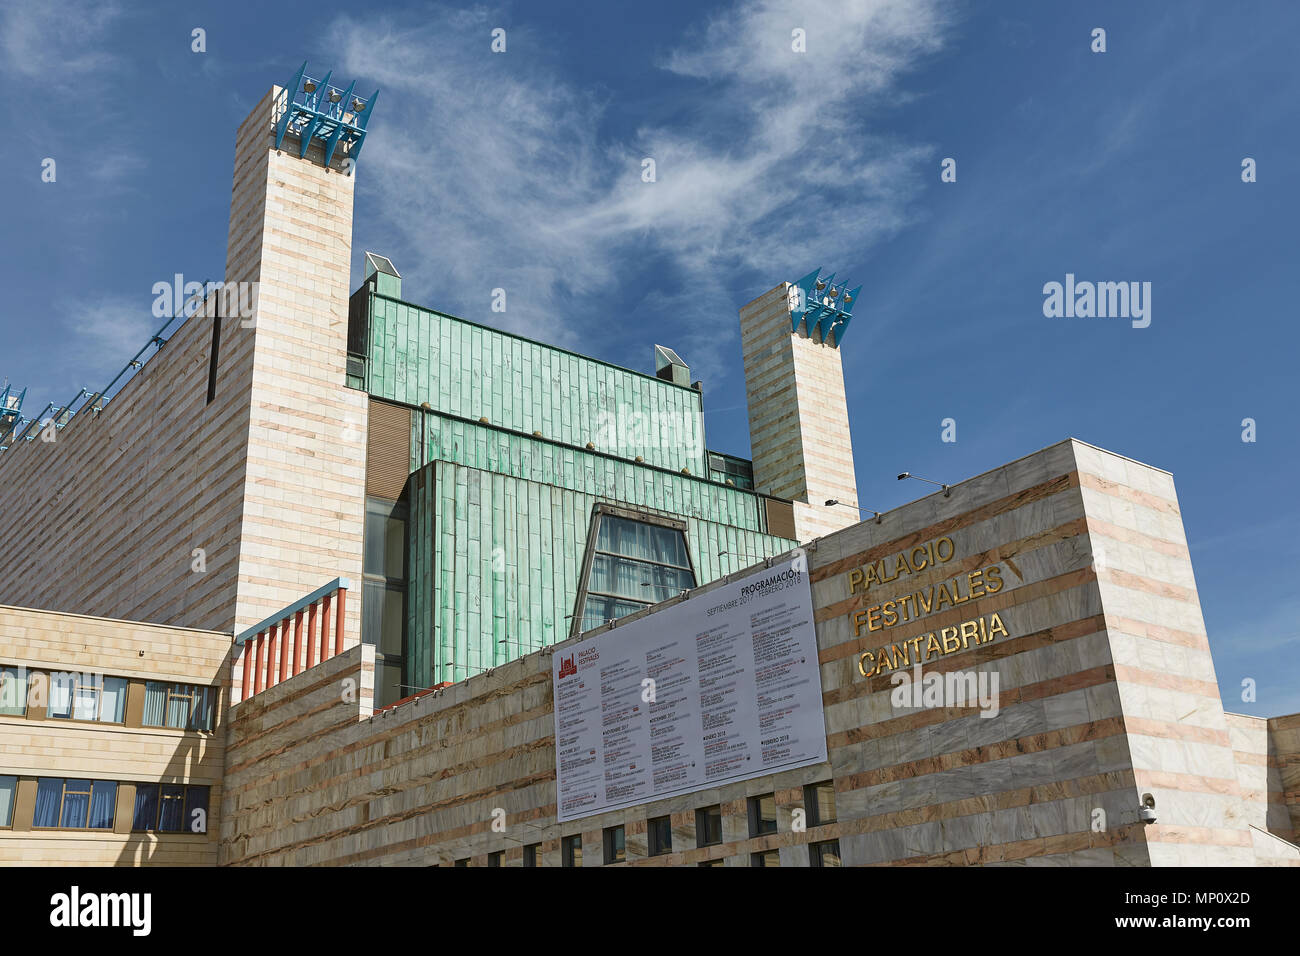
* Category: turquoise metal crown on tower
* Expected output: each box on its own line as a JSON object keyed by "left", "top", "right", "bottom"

{"left": 789, "top": 268, "right": 862, "bottom": 348}
{"left": 274, "top": 62, "right": 379, "bottom": 168}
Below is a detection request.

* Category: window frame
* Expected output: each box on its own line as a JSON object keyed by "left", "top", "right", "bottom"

{"left": 810, "top": 839, "right": 842, "bottom": 867}
{"left": 142, "top": 681, "right": 217, "bottom": 732}
{"left": 32, "top": 777, "right": 117, "bottom": 831}
{"left": 562, "top": 833, "right": 583, "bottom": 868}
{"left": 647, "top": 815, "right": 672, "bottom": 857}
{"left": 522, "top": 843, "right": 541, "bottom": 867}
{"left": 0, "top": 775, "right": 17, "bottom": 828}
{"left": 47, "top": 672, "right": 128, "bottom": 724}
{"left": 131, "top": 782, "right": 210, "bottom": 834}
{"left": 696, "top": 805, "right": 723, "bottom": 847}
{"left": 0, "top": 665, "right": 28, "bottom": 717}
{"left": 602, "top": 824, "right": 626, "bottom": 865}
{"left": 748, "top": 793, "right": 778, "bottom": 837}
{"left": 804, "top": 781, "right": 837, "bottom": 828}
{"left": 571, "top": 505, "right": 698, "bottom": 639}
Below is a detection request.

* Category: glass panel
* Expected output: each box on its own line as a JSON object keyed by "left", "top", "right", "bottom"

{"left": 365, "top": 499, "right": 407, "bottom": 579}
{"left": 158, "top": 785, "right": 185, "bottom": 832}
{"left": 189, "top": 687, "right": 214, "bottom": 731}
{"left": 0, "top": 667, "right": 26, "bottom": 716}
{"left": 142, "top": 682, "right": 167, "bottom": 726}
{"left": 579, "top": 595, "right": 646, "bottom": 634}
{"left": 374, "top": 660, "right": 403, "bottom": 709}
{"left": 814, "top": 840, "right": 842, "bottom": 867}
{"left": 364, "top": 583, "right": 406, "bottom": 657}
{"left": 48, "top": 674, "right": 73, "bottom": 719}
{"left": 0, "top": 775, "right": 16, "bottom": 826}
{"left": 165, "top": 685, "right": 192, "bottom": 729}
{"left": 807, "top": 782, "right": 837, "bottom": 826}
{"left": 596, "top": 516, "right": 690, "bottom": 568}
{"left": 102, "top": 677, "right": 127, "bottom": 723}
{"left": 133, "top": 785, "right": 159, "bottom": 830}
{"left": 88, "top": 782, "right": 117, "bottom": 829}
{"left": 33, "top": 779, "right": 62, "bottom": 828}
{"left": 589, "top": 555, "right": 692, "bottom": 602}
{"left": 750, "top": 794, "right": 777, "bottom": 836}
{"left": 184, "top": 787, "right": 209, "bottom": 833}
{"left": 61, "top": 781, "right": 92, "bottom": 828}
{"left": 72, "top": 680, "right": 100, "bottom": 720}
{"left": 649, "top": 816, "right": 672, "bottom": 856}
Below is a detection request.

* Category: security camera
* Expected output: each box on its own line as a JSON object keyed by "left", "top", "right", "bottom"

{"left": 1138, "top": 793, "right": 1157, "bottom": 825}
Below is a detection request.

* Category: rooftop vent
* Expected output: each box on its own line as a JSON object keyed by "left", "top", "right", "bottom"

{"left": 654, "top": 345, "right": 690, "bottom": 387}
{"left": 363, "top": 252, "right": 402, "bottom": 298}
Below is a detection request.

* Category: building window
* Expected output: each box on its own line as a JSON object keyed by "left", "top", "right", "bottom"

{"left": 603, "top": 825, "right": 626, "bottom": 864}
{"left": 142, "top": 683, "right": 216, "bottom": 731}
{"left": 487, "top": 851, "right": 504, "bottom": 867}
{"left": 696, "top": 805, "right": 723, "bottom": 847}
{"left": 805, "top": 781, "right": 837, "bottom": 827}
{"left": 522, "top": 843, "right": 540, "bottom": 867}
{"left": 0, "top": 666, "right": 27, "bottom": 716}
{"left": 33, "top": 778, "right": 117, "bottom": 830}
{"left": 698, "top": 859, "right": 724, "bottom": 867}
{"left": 0, "top": 775, "right": 16, "bottom": 827}
{"left": 575, "top": 510, "right": 697, "bottom": 635}
{"left": 647, "top": 815, "right": 672, "bottom": 857}
{"left": 364, "top": 497, "right": 408, "bottom": 709}
{"left": 132, "top": 784, "right": 209, "bottom": 834}
{"left": 748, "top": 793, "right": 778, "bottom": 837}
{"left": 562, "top": 834, "right": 583, "bottom": 867}
{"left": 454, "top": 858, "right": 468, "bottom": 868}
{"left": 810, "top": 840, "right": 842, "bottom": 867}
{"left": 48, "top": 673, "right": 127, "bottom": 723}
{"left": 751, "top": 850, "right": 781, "bottom": 867}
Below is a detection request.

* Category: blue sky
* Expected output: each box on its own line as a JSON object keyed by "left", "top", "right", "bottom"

{"left": 1, "top": 0, "right": 1296, "bottom": 714}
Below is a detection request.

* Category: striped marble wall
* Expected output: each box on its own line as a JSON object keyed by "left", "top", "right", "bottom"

{"left": 218, "top": 439, "right": 1299, "bottom": 866}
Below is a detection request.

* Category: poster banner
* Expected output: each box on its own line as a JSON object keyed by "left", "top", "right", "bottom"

{"left": 553, "top": 557, "right": 827, "bottom": 823}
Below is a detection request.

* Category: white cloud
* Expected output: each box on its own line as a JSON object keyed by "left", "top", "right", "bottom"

{"left": 0, "top": 1, "right": 123, "bottom": 83}
{"left": 330, "top": 0, "right": 950, "bottom": 381}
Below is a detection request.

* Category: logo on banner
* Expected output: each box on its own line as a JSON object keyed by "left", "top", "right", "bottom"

{"left": 557, "top": 655, "right": 577, "bottom": 679}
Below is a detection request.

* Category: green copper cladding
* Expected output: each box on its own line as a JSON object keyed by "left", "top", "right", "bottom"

{"left": 364, "top": 291, "right": 709, "bottom": 475}
{"left": 355, "top": 278, "right": 796, "bottom": 697}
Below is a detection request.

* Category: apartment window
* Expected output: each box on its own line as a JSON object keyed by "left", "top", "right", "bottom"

{"left": 805, "top": 781, "right": 837, "bottom": 827}
{"left": 364, "top": 497, "right": 408, "bottom": 709}
{"left": 696, "top": 805, "right": 723, "bottom": 847}
{"left": 748, "top": 793, "right": 778, "bottom": 837}
{"left": 143, "top": 682, "right": 216, "bottom": 731}
{"left": 132, "top": 784, "right": 209, "bottom": 834}
{"left": 522, "top": 843, "right": 540, "bottom": 867}
{"left": 751, "top": 850, "right": 781, "bottom": 867}
{"left": 647, "top": 815, "right": 672, "bottom": 857}
{"left": 575, "top": 510, "right": 696, "bottom": 635}
{"left": 810, "top": 840, "right": 842, "bottom": 867}
{"left": 48, "top": 673, "right": 127, "bottom": 723}
{"left": 562, "top": 834, "right": 583, "bottom": 867}
{"left": 0, "top": 775, "right": 16, "bottom": 827}
{"left": 33, "top": 778, "right": 117, "bottom": 830}
{"left": 0, "top": 666, "right": 27, "bottom": 716}
{"left": 603, "top": 825, "right": 626, "bottom": 864}
{"left": 487, "top": 851, "right": 504, "bottom": 867}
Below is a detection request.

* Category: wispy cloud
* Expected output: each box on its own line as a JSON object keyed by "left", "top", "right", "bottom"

{"left": 0, "top": 1, "right": 123, "bottom": 84}
{"left": 329, "top": 0, "right": 952, "bottom": 379}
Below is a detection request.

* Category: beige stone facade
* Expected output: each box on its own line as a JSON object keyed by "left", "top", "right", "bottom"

{"left": 216, "top": 439, "right": 1300, "bottom": 866}
{"left": 740, "top": 283, "right": 859, "bottom": 542}
{"left": 0, "top": 605, "right": 229, "bottom": 865}
{"left": 0, "top": 87, "right": 365, "bottom": 651}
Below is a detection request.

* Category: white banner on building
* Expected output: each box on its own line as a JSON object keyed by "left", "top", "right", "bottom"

{"left": 552, "top": 557, "right": 827, "bottom": 823}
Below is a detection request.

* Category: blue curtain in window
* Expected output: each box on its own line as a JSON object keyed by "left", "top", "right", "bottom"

{"left": 165, "top": 686, "right": 190, "bottom": 729}
{"left": 159, "top": 786, "right": 184, "bottom": 832}
{"left": 88, "top": 782, "right": 116, "bottom": 829}
{"left": 33, "top": 779, "right": 61, "bottom": 827}
{"left": 189, "top": 688, "right": 213, "bottom": 731}
{"left": 183, "top": 787, "right": 209, "bottom": 833}
{"left": 61, "top": 781, "right": 91, "bottom": 828}
{"left": 133, "top": 784, "right": 159, "bottom": 830}
{"left": 142, "top": 683, "right": 166, "bottom": 727}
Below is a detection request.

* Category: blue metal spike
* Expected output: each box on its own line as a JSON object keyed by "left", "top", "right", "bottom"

{"left": 323, "top": 81, "right": 356, "bottom": 166}
{"left": 355, "top": 89, "right": 379, "bottom": 131}
{"left": 275, "top": 62, "right": 307, "bottom": 150}
{"left": 312, "top": 70, "right": 332, "bottom": 110}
